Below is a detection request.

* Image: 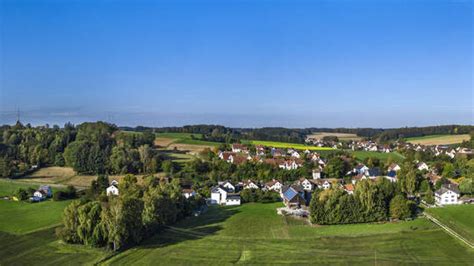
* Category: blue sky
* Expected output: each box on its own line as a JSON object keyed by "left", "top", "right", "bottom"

{"left": 0, "top": 0, "right": 472, "bottom": 128}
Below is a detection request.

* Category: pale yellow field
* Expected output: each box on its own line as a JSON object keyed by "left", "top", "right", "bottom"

{"left": 308, "top": 132, "right": 362, "bottom": 141}
{"left": 406, "top": 134, "right": 470, "bottom": 145}
{"left": 167, "top": 143, "right": 215, "bottom": 155}
{"left": 20, "top": 166, "right": 165, "bottom": 188}
{"left": 154, "top": 137, "right": 176, "bottom": 147}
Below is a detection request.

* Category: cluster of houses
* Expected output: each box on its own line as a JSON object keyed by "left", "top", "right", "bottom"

{"left": 218, "top": 144, "right": 326, "bottom": 171}
{"left": 349, "top": 141, "right": 393, "bottom": 153}
{"left": 209, "top": 170, "right": 345, "bottom": 208}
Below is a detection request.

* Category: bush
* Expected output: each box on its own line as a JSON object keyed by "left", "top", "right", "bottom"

{"left": 53, "top": 191, "right": 66, "bottom": 201}
{"left": 16, "top": 188, "right": 29, "bottom": 201}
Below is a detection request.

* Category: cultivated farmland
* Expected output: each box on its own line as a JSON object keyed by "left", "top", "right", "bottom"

{"left": 405, "top": 134, "right": 470, "bottom": 145}
{"left": 244, "top": 140, "right": 335, "bottom": 151}
{"left": 308, "top": 132, "right": 362, "bottom": 141}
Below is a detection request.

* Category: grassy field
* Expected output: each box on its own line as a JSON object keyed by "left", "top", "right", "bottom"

{"left": 308, "top": 132, "right": 362, "bottom": 141}
{"left": 349, "top": 150, "right": 405, "bottom": 162}
{"left": 244, "top": 140, "right": 335, "bottom": 151}
{"left": 154, "top": 132, "right": 220, "bottom": 157}
{"left": 425, "top": 205, "right": 474, "bottom": 243}
{"left": 105, "top": 203, "right": 473, "bottom": 265}
{"left": 0, "top": 199, "right": 109, "bottom": 265}
{"left": 406, "top": 134, "right": 470, "bottom": 145}
{"left": 0, "top": 200, "right": 71, "bottom": 234}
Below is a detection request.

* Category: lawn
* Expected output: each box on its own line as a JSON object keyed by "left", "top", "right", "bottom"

{"left": 105, "top": 203, "right": 474, "bottom": 265}
{"left": 405, "top": 134, "right": 470, "bottom": 145}
{"left": 244, "top": 140, "right": 335, "bottom": 151}
{"left": 425, "top": 205, "right": 474, "bottom": 243}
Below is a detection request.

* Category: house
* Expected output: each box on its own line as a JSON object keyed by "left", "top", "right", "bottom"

{"left": 343, "top": 184, "right": 354, "bottom": 195}
{"left": 271, "top": 148, "right": 284, "bottom": 157}
{"left": 290, "top": 151, "right": 301, "bottom": 158}
{"left": 182, "top": 188, "right": 196, "bottom": 199}
{"left": 312, "top": 169, "right": 321, "bottom": 179}
{"left": 367, "top": 167, "right": 381, "bottom": 179}
{"left": 310, "top": 179, "right": 332, "bottom": 190}
{"left": 37, "top": 185, "right": 52, "bottom": 198}
{"left": 242, "top": 179, "right": 259, "bottom": 190}
{"left": 278, "top": 159, "right": 303, "bottom": 170}
{"left": 210, "top": 186, "right": 241, "bottom": 206}
{"left": 226, "top": 194, "right": 241, "bottom": 206}
{"left": 387, "top": 163, "right": 401, "bottom": 172}
{"left": 385, "top": 170, "right": 398, "bottom": 182}
{"left": 435, "top": 183, "right": 460, "bottom": 205}
{"left": 416, "top": 162, "right": 429, "bottom": 172}
{"left": 255, "top": 145, "right": 266, "bottom": 156}
{"left": 218, "top": 181, "right": 236, "bottom": 192}
{"left": 265, "top": 179, "right": 283, "bottom": 192}
{"left": 106, "top": 183, "right": 119, "bottom": 196}
{"left": 349, "top": 164, "right": 369, "bottom": 176}
{"left": 351, "top": 173, "right": 367, "bottom": 184}
{"left": 231, "top": 143, "right": 248, "bottom": 153}
{"left": 281, "top": 186, "right": 306, "bottom": 208}
{"left": 298, "top": 178, "right": 314, "bottom": 191}
{"left": 219, "top": 151, "right": 236, "bottom": 162}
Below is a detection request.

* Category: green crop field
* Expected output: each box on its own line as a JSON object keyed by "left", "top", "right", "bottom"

{"left": 244, "top": 140, "right": 335, "bottom": 151}
{"left": 425, "top": 205, "right": 474, "bottom": 243}
{"left": 105, "top": 203, "right": 473, "bottom": 265}
{"left": 405, "top": 134, "right": 470, "bottom": 145}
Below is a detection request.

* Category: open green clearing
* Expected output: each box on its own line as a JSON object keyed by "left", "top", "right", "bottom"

{"left": 1, "top": 201, "right": 473, "bottom": 265}
{"left": 106, "top": 203, "right": 473, "bottom": 265}
{"left": 155, "top": 132, "right": 221, "bottom": 147}
{"left": 425, "top": 205, "right": 474, "bottom": 243}
{"left": 243, "top": 140, "right": 335, "bottom": 151}
{"left": 349, "top": 150, "right": 405, "bottom": 162}
{"left": 405, "top": 134, "right": 470, "bottom": 145}
{"left": 0, "top": 199, "right": 71, "bottom": 234}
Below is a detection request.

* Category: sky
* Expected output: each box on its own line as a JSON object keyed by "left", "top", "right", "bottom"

{"left": 0, "top": 0, "right": 472, "bottom": 128}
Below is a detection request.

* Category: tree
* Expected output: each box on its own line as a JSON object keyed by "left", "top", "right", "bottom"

{"left": 16, "top": 188, "right": 29, "bottom": 200}
{"left": 424, "top": 188, "right": 435, "bottom": 205}
{"left": 459, "top": 177, "right": 473, "bottom": 195}
{"left": 389, "top": 195, "right": 411, "bottom": 220}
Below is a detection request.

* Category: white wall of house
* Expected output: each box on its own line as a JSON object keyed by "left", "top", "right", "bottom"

{"left": 226, "top": 198, "right": 241, "bottom": 206}
{"left": 106, "top": 185, "right": 119, "bottom": 196}
{"left": 435, "top": 190, "right": 460, "bottom": 205}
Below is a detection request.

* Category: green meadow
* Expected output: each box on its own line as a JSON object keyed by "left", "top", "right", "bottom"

{"left": 1, "top": 201, "right": 473, "bottom": 265}
{"left": 425, "top": 205, "right": 474, "bottom": 243}
{"left": 349, "top": 150, "right": 405, "bottom": 162}
{"left": 106, "top": 203, "right": 473, "bottom": 265}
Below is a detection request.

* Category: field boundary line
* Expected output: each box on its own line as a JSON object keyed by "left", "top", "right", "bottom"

{"left": 423, "top": 212, "right": 474, "bottom": 249}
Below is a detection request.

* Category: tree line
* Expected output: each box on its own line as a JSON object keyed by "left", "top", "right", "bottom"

{"left": 57, "top": 175, "right": 204, "bottom": 251}
{"left": 309, "top": 178, "right": 416, "bottom": 225}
